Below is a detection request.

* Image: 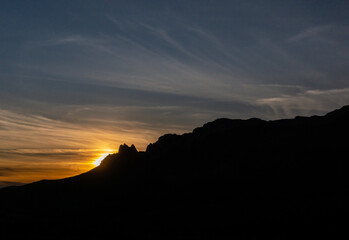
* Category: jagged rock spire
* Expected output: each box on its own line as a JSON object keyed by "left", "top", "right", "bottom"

{"left": 118, "top": 144, "right": 138, "bottom": 155}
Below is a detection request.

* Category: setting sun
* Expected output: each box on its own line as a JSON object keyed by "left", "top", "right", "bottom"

{"left": 93, "top": 153, "right": 111, "bottom": 166}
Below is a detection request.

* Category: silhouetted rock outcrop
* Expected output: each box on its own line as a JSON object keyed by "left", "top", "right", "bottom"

{"left": 118, "top": 143, "right": 138, "bottom": 155}
{"left": 1, "top": 106, "right": 349, "bottom": 239}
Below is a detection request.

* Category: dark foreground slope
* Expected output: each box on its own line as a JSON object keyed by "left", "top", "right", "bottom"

{"left": 1, "top": 106, "right": 349, "bottom": 239}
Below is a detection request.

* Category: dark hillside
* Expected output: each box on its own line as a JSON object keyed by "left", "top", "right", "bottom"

{"left": 1, "top": 106, "right": 349, "bottom": 239}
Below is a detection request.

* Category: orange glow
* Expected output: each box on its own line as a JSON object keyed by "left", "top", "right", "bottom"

{"left": 93, "top": 153, "right": 110, "bottom": 166}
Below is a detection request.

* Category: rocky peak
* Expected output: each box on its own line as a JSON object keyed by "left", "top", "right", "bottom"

{"left": 118, "top": 144, "right": 138, "bottom": 155}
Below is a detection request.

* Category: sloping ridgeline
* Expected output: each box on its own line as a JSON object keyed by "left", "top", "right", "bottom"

{"left": 1, "top": 106, "right": 349, "bottom": 239}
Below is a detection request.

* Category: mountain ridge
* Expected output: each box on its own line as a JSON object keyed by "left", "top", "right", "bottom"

{"left": 1, "top": 105, "right": 349, "bottom": 239}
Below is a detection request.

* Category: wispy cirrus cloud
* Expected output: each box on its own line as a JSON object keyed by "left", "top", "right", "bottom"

{"left": 287, "top": 25, "right": 333, "bottom": 43}
{"left": 257, "top": 87, "right": 349, "bottom": 119}
{"left": 1, "top": 1, "right": 349, "bottom": 187}
{"left": 0, "top": 106, "right": 139, "bottom": 184}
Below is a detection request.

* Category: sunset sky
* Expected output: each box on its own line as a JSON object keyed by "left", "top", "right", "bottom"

{"left": 1, "top": 1, "right": 349, "bottom": 187}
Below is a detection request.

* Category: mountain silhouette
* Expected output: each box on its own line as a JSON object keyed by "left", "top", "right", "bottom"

{"left": 1, "top": 106, "right": 349, "bottom": 239}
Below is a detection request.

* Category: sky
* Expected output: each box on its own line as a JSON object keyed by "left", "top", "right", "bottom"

{"left": 1, "top": 0, "right": 349, "bottom": 187}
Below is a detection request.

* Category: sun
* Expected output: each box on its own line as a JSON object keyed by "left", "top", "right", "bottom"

{"left": 93, "top": 153, "right": 110, "bottom": 166}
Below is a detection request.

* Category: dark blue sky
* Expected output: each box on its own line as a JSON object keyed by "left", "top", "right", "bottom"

{"left": 0, "top": 0, "right": 348, "bottom": 185}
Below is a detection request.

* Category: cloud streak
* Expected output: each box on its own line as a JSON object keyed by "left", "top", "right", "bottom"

{"left": 287, "top": 25, "right": 333, "bottom": 43}
{"left": 1, "top": 1, "right": 349, "bottom": 186}
{"left": 257, "top": 87, "right": 349, "bottom": 119}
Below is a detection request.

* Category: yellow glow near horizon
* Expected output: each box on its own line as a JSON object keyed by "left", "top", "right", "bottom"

{"left": 93, "top": 153, "right": 111, "bottom": 166}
